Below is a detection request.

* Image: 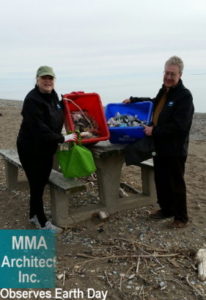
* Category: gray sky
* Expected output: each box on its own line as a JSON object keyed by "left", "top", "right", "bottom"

{"left": 0, "top": 0, "right": 206, "bottom": 112}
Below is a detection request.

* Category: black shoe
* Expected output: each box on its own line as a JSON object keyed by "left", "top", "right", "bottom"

{"left": 149, "top": 209, "right": 173, "bottom": 220}
{"left": 168, "top": 220, "right": 188, "bottom": 229}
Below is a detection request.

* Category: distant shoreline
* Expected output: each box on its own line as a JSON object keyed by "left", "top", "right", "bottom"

{"left": 0, "top": 98, "right": 206, "bottom": 114}
{"left": 0, "top": 98, "right": 23, "bottom": 101}
{"left": 0, "top": 98, "right": 23, "bottom": 106}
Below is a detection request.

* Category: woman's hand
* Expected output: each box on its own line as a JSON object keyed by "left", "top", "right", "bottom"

{"left": 64, "top": 133, "right": 77, "bottom": 142}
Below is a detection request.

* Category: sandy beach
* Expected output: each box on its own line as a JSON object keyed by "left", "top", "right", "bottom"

{"left": 0, "top": 99, "right": 206, "bottom": 299}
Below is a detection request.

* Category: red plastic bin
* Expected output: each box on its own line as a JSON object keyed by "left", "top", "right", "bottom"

{"left": 63, "top": 91, "right": 110, "bottom": 144}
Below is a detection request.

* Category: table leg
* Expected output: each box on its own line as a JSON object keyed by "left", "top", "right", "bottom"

{"left": 50, "top": 186, "right": 69, "bottom": 227}
{"left": 94, "top": 152, "right": 124, "bottom": 212}
{"left": 4, "top": 161, "right": 18, "bottom": 190}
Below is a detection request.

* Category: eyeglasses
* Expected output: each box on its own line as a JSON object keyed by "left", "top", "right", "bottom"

{"left": 163, "top": 71, "right": 179, "bottom": 78}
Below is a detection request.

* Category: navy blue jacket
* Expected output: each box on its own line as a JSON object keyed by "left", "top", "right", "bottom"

{"left": 130, "top": 80, "right": 194, "bottom": 157}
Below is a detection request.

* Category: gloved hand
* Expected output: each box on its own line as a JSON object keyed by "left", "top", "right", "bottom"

{"left": 64, "top": 133, "right": 77, "bottom": 142}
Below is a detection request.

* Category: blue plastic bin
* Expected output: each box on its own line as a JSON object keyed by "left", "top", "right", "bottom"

{"left": 105, "top": 101, "right": 153, "bottom": 144}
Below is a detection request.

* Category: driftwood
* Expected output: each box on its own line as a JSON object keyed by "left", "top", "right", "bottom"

{"left": 196, "top": 249, "right": 206, "bottom": 281}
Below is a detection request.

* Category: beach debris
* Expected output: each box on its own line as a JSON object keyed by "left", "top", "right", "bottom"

{"left": 97, "top": 225, "right": 104, "bottom": 233}
{"left": 92, "top": 210, "right": 109, "bottom": 221}
{"left": 119, "top": 187, "right": 129, "bottom": 198}
{"left": 120, "top": 182, "right": 140, "bottom": 194}
{"left": 56, "top": 273, "right": 64, "bottom": 280}
{"left": 107, "top": 112, "right": 147, "bottom": 128}
{"left": 98, "top": 210, "right": 109, "bottom": 220}
{"left": 196, "top": 249, "right": 206, "bottom": 281}
{"left": 159, "top": 281, "right": 167, "bottom": 290}
{"left": 63, "top": 96, "right": 100, "bottom": 139}
{"left": 71, "top": 110, "right": 99, "bottom": 138}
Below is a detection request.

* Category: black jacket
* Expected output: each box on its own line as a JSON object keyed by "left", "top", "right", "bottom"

{"left": 17, "top": 86, "right": 64, "bottom": 155}
{"left": 130, "top": 80, "right": 194, "bottom": 157}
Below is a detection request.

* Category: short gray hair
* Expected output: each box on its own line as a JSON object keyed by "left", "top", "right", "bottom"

{"left": 165, "top": 56, "right": 184, "bottom": 75}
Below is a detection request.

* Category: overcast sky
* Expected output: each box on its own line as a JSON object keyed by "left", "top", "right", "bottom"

{"left": 0, "top": 0, "right": 206, "bottom": 112}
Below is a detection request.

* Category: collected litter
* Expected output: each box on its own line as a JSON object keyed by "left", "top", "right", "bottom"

{"left": 71, "top": 110, "right": 99, "bottom": 139}
{"left": 62, "top": 92, "right": 109, "bottom": 144}
{"left": 107, "top": 112, "right": 147, "bottom": 128}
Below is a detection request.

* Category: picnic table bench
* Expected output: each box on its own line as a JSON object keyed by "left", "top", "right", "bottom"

{"left": 0, "top": 149, "right": 85, "bottom": 227}
{"left": 0, "top": 142, "right": 156, "bottom": 228}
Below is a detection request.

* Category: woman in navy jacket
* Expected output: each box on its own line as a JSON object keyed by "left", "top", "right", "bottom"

{"left": 17, "top": 66, "right": 76, "bottom": 233}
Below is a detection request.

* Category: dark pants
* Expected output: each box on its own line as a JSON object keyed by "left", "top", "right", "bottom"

{"left": 17, "top": 142, "right": 53, "bottom": 227}
{"left": 153, "top": 155, "right": 188, "bottom": 222}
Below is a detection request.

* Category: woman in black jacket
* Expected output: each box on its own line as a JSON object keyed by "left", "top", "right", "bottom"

{"left": 124, "top": 56, "right": 194, "bottom": 228}
{"left": 17, "top": 66, "right": 76, "bottom": 233}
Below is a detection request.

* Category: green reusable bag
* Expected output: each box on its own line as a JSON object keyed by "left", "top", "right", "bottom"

{"left": 56, "top": 143, "right": 96, "bottom": 178}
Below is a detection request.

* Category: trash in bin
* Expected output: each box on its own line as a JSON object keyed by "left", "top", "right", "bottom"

{"left": 105, "top": 101, "right": 153, "bottom": 144}
{"left": 63, "top": 91, "right": 110, "bottom": 144}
